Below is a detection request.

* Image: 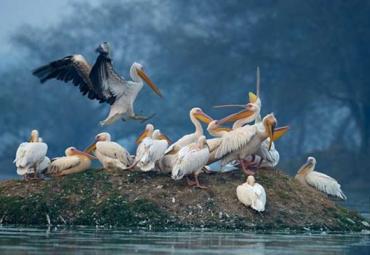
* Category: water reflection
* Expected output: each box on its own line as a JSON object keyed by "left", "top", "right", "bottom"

{"left": 0, "top": 227, "right": 369, "bottom": 255}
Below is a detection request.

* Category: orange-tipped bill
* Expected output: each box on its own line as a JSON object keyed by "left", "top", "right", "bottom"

{"left": 75, "top": 149, "right": 97, "bottom": 160}
{"left": 267, "top": 123, "right": 276, "bottom": 150}
{"left": 213, "top": 127, "right": 232, "bottom": 133}
{"left": 218, "top": 109, "right": 255, "bottom": 125}
{"left": 84, "top": 142, "right": 97, "bottom": 154}
{"left": 194, "top": 111, "right": 213, "bottom": 124}
{"left": 136, "top": 129, "right": 150, "bottom": 144}
{"left": 272, "top": 126, "right": 289, "bottom": 142}
{"left": 137, "top": 69, "right": 162, "bottom": 98}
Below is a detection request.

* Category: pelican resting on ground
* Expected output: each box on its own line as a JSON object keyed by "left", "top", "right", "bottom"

{"left": 214, "top": 112, "right": 277, "bottom": 176}
{"left": 14, "top": 130, "right": 49, "bottom": 179}
{"left": 46, "top": 147, "right": 96, "bottom": 176}
{"left": 295, "top": 157, "right": 347, "bottom": 200}
{"left": 32, "top": 42, "right": 162, "bottom": 126}
{"left": 165, "top": 107, "right": 212, "bottom": 154}
{"left": 171, "top": 136, "right": 210, "bottom": 189}
{"left": 236, "top": 175, "right": 266, "bottom": 212}
{"left": 134, "top": 129, "right": 170, "bottom": 171}
{"left": 85, "top": 132, "right": 132, "bottom": 170}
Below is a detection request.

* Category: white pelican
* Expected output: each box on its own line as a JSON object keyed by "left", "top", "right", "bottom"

{"left": 32, "top": 42, "right": 162, "bottom": 126}
{"left": 166, "top": 107, "right": 212, "bottom": 153}
{"left": 85, "top": 132, "right": 132, "bottom": 170}
{"left": 134, "top": 129, "right": 169, "bottom": 171}
{"left": 46, "top": 147, "right": 96, "bottom": 176}
{"left": 171, "top": 136, "right": 210, "bottom": 189}
{"left": 236, "top": 175, "right": 266, "bottom": 212}
{"left": 214, "top": 112, "right": 277, "bottom": 176}
{"left": 295, "top": 157, "right": 347, "bottom": 200}
{"left": 135, "top": 123, "right": 155, "bottom": 145}
{"left": 14, "top": 130, "right": 49, "bottom": 179}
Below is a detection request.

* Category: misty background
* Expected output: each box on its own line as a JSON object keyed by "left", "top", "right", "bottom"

{"left": 0, "top": 0, "right": 369, "bottom": 211}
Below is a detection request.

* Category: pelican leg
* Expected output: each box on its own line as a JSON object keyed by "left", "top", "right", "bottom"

{"left": 186, "top": 176, "right": 196, "bottom": 186}
{"left": 128, "top": 113, "right": 156, "bottom": 123}
{"left": 100, "top": 113, "right": 122, "bottom": 126}
{"left": 240, "top": 160, "right": 255, "bottom": 176}
{"left": 194, "top": 172, "right": 207, "bottom": 189}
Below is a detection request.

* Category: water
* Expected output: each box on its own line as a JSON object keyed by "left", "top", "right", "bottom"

{"left": 0, "top": 227, "right": 369, "bottom": 255}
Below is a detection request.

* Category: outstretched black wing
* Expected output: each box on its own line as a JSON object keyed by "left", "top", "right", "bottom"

{"left": 32, "top": 55, "right": 102, "bottom": 101}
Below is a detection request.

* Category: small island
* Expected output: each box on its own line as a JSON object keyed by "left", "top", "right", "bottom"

{"left": 0, "top": 168, "right": 368, "bottom": 232}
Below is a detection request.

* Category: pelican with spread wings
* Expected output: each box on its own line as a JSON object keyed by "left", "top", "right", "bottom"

{"left": 32, "top": 42, "right": 163, "bottom": 126}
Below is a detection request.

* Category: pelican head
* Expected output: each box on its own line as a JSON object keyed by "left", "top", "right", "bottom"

{"left": 85, "top": 132, "right": 111, "bottom": 153}
{"left": 66, "top": 146, "right": 96, "bottom": 159}
{"left": 136, "top": 123, "right": 155, "bottom": 144}
{"left": 297, "top": 156, "right": 316, "bottom": 175}
{"left": 262, "top": 113, "right": 277, "bottom": 151}
{"left": 246, "top": 175, "right": 255, "bottom": 186}
{"left": 96, "top": 42, "right": 112, "bottom": 57}
{"left": 29, "top": 129, "right": 39, "bottom": 142}
{"left": 152, "top": 129, "right": 161, "bottom": 139}
{"left": 130, "top": 62, "right": 162, "bottom": 98}
{"left": 191, "top": 107, "right": 213, "bottom": 124}
{"left": 307, "top": 156, "right": 317, "bottom": 166}
{"left": 207, "top": 120, "right": 231, "bottom": 136}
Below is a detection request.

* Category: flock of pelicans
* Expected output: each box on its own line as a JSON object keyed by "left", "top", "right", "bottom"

{"left": 13, "top": 42, "right": 346, "bottom": 213}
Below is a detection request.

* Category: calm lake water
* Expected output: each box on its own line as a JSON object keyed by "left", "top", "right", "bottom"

{"left": 0, "top": 227, "right": 369, "bottom": 255}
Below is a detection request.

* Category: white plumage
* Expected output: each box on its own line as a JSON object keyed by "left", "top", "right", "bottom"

{"left": 14, "top": 130, "right": 49, "bottom": 178}
{"left": 171, "top": 136, "right": 209, "bottom": 188}
{"left": 295, "top": 156, "right": 346, "bottom": 200}
{"left": 236, "top": 176, "right": 266, "bottom": 212}
{"left": 136, "top": 129, "right": 169, "bottom": 171}
{"left": 86, "top": 132, "right": 132, "bottom": 170}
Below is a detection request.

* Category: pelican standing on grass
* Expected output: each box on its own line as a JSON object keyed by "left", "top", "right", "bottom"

{"left": 85, "top": 132, "right": 132, "bottom": 170}
{"left": 134, "top": 129, "right": 170, "bottom": 171}
{"left": 14, "top": 130, "right": 49, "bottom": 179}
{"left": 236, "top": 175, "right": 266, "bottom": 212}
{"left": 171, "top": 136, "right": 210, "bottom": 189}
{"left": 32, "top": 42, "right": 163, "bottom": 126}
{"left": 295, "top": 157, "right": 347, "bottom": 200}
{"left": 46, "top": 147, "right": 96, "bottom": 176}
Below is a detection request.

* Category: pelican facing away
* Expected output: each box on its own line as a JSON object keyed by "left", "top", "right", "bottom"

{"left": 32, "top": 42, "right": 162, "bottom": 126}
{"left": 134, "top": 129, "right": 169, "bottom": 171}
{"left": 46, "top": 147, "right": 96, "bottom": 176}
{"left": 236, "top": 175, "right": 266, "bottom": 212}
{"left": 295, "top": 157, "right": 347, "bottom": 200}
{"left": 14, "top": 130, "right": 49, "bottom": 179}
{"left": 85, "top": 132, "right": 132, "bottom": 170}
{"left": 171, "top": 136, "right": 210, "bottom": 189}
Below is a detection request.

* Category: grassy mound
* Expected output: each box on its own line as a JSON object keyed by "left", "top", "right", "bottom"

{"left": 0, "top": 168, "right": 368, "bottom": 231}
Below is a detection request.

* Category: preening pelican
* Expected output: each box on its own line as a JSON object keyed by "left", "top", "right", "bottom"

{"left": 14, "top": 130, "right": 49, "bottom": 179}
{"left": 134, "top": 129, "right": 169, "bottom": 171}
{"left": 295, "top": 157, "right": 347, "bottom": 200}
{"left": 32, "top": 42, "right": 162, "bottom": 126}
{"left": 171, "top": 136, "right": 210, "bottom": 189}
{"left": 236, "top": 175, "right": 266, "bottom": 212}
{"left": 214, "top": 112, "right": 277, "bottom": 176}
{"left": 46, "top": 147, "right": 96, "bottom": 176}
{"left": 166, "top": 107, "right": 212, "bottom": 153}
{"left": 136, "top": 123, "right": 155, "bottom": 145}
{"left": 85, "top": 132, "right": 132, "bottom": 170}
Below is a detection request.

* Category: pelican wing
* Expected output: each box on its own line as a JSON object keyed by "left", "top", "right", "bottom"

{"left": 48, "top": 156, "right": 80, "bottom": 175}
{"left": 172, "top": 145, "right": 209, "bottom": 179}
{"left": 215, "top": 125, "right": 257, "bottom": 159}
{"left": 257, "top": 139, "right": 280, "bottom": 167}
{"left": 15, "top": 142, "right": 47, "bottom": 168}
{"left": 251, "top": 183, "right": 266, "bottom": 212}
{"left": 32, "top": 55, "right": 104, "bottom": 101}
{"left": 236, "top": 183, "right": 254, "bottom": 206}
{"left": 89, "top": 55, "right": 128, "bottom": 105}
{"left": 306, "top": 171, "right": 347, "bottom": 200}
{"left": 96, "top": 142, "right": 130, "bottom": 164}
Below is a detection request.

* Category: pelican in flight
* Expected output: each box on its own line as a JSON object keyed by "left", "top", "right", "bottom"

{"left": 134, "top": 129, "right": 170, "bottom": 171}
{"left": 32, "top": 42, "right": 163, "bottom": 126}
{"left": 171, "top": 136, "right": 210, "bottom": 189}
{"left": 295, "top": 157, "right": 347, "bottom": 200}
{"left": 46, "top": 147, "right": 96, "bottom": 176}
{"left": 165, "top": 107, "right": 212, "bottom": 154}
{"left": 236, "top": 175, "right": 266, "bottom": 212}
{"left": 214, "top": 112, "right": 277, "bottom": 176}
{"left": 14, "top": 130, "right": 49, "bottom": 179}
{"left": 85, "top": 132, "right": 132, "bottom": 170}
